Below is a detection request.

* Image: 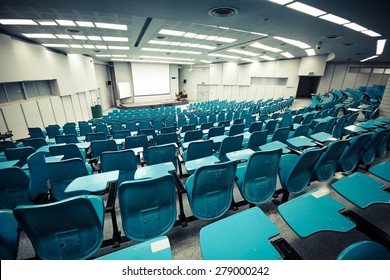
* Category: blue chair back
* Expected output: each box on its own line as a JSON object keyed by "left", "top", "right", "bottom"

{"left": 4, "top": 146, "right": 35, "bottom": 167}
{"left": 156, "top": 132, "right": 178, "bottom": 146}
{"left": 0, "top": 140, "right": 16, "bottom": 153}
{"left": 112, "top": 130, "right": 131, "bottom": 139}
{"left": 55, "top": 134, "right": 78, "bottom": 144}
{"left": 264, "top": 119, "right": 278, "bottom": 135}
{"left": 332, "top": 115, "right": 347, "bottom": 138}
{"left": 95, "top": 123, "right": 110, "bottom": 136}
{"left": 337, "top": 240, "right": 390, "bottom": 260}
{"left": 22, "top": 137, "right": 48, "bottom": 150}
{"left": 314, "top": 140, "right": 349, "bottom": 181}
{"left": 45, "top": 126, "right": 61, "bottom": 139}
{"left": 218, "top": 135, "right": 243, "bottom": 162}
{"left": 85, "top": 132, "right": 106, "bottom": 142}
{"left": 0, "top": 210, "right": 20, "bottom": 259}
{"left": 27, "top": 152, "right": 49, "bottom": 202}
{"left": 146, "top": 143, "right": 177, "bottom": 169}
{"left": 227, "top": 123, "right": 244, "bottom": 136}
{"left": 270, "top": 127, "right": 290, "bottom": 143}
{"left": 246, "top": 130, "right": 268, "bottom": 150}
{"left": 118, "top": 174, "right": 176, "bottom": 241}
{"left": 248, "top": 121, "right": 263, "bottom": 133}
{"left": 28, "top": 127, "right": 46, "bottom": 139}
{"left": 0, "top": 167, "right": 31, "bottom": 209}
{"left": 62, "top": 125, "right": 78, "bottom": 136}
{"left": 90, "top": 139, "right": 118, "bottom": 158}
{"left": 13, "top": 195, "right": 104, "bottom": 260}
{"left": 101, "top": 149, "right": 137, "bottom": 185}
{"left": 360, "top": 129, "right": 387, "bottom": 165}
{"left": 79, "top": 125, "right": 94, "bottom": 136}
{"left": 49, "top": 143, "right": 86, "bottom": 161}
{"left": 338, "top": 133, "right": 372, "bottom": 172}
{"left": 236, "top": 149, "right": 282, "bottom": 204}
{"left": 185, "top": 161, "right": 237, "bottom": 220}
{"left": 46, "top": 158, "right": 89, "bottom": 201}
{"left": 183, "top": 140, "right": 214, "bottom": 162}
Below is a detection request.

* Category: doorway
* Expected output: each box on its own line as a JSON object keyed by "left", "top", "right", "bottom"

{"left": 296, "top": 76, "right": 320, "bottom": 98}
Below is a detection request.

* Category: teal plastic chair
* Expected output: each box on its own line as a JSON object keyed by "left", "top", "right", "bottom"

{"left": 27, "top": 152, "right": 49, "bottom": 203}
{"left": 46, "top": 158, "right": 89, "bottom": 201}
{"left": 95, "top": 123, "right": 110, "bottom": 137}
{"left": 0, "top": 210, "right": 20, "bottom": 259}
{"left": 49, "top": 143, "right": 91, "bottom": 174}
{"left": 62, "top": 125, "right": 78, "bottom": 136}
{"left": 13, "top": 195, "right": 104, "bottom": 260}
{"left": 332, "top": 115, "right": 347, "bottom": 139}
{"left": 247, "top": 121, "right": 263, "bottom": 133}
{"left": 4, "top": 146, "right": 35, "bottom": 167}
{"left": 215, "top": 134, "right": 243, "bottom": 162}
{"left": 185, "top": 160, "right": 237, "bottom": 220}
{"left": 226, "top": 123, "right": 244, "bottom": 136}
{"left": 112, "top": 130, "right": 131, "bottom": 139}
{"left": 244, "top": 130, "right": 268, "bottom": 150}
{"left": 0, "top": 167, "right": 31, "bottom": 209}
{"left": 308, "top": 121, "right": 326, "bottom": 136}
{"left": 118, "top": 174, "right": 176, "bottom": 242}
{"left": 55, "top": 134, "right": 79, "bottom": 144}
{"left": 288, "top": 124, "right": 310, "bottom": 138}
{"left": 377, "top": 128, "right": 390, "bottom": 157}
{"left": 28, "top": 127, "right": 46, "bottom": 139}
{"left": 278, "top": 113, "right": 293, "bottom": 128}
{"left": 360, "top": 129, "right": 387, "bottom": 168}
{"left": 0, "top": 140, "right": 16, "bottom": 153}
{"left": 146, "top": 143, "right": 178, "bottom": 169}
{"left": 90, "top": 139, "right": 118, "bottom": 159}
{"left": 267, "top": 126, "right": 290, "bottom": 143}
{"left": 264, "top": 119, "right": 278, "bottom": 135}
{"left": 155, "top": 132, "right": 178, "bottom": 146}
{"left": 313, "top": 139, "right": 349, "bottom": 181}
{"left": 236, "top": 149, "right": 282, "bottom": 204}
{"left": 79, "top": 125, "right": 94, "bottom": 136}
{"left": 97, "top": 236, "right": 173, "bottom": 260}
{"left": 22, "top": 137, "right": 48, "bottom": 150}
{"left": 85, "top": 132, "right": 106, "bottom": 142}
{"left": 182, "top": 139, "right": 214, "bottom": 163}
{"left": 180, "top": 129, "right": 203, "bottom": 148}
{"left": 125, "top": 135, "right": 150, "bottom": 164}
{"left": 278, "top": 147, "right": 325, "bottom": 202}
{"left": 337, "top": 240, "right": 390, "bottom": 260}
{"left": 338, "top": 133, "right": 372, "bottom": 172}
{"left": 45, "top": 126, "right": 61, "bottom": 139}
{"left": 200, "top": 207, "right": 282, "bottom": 260}
{"left": 101, "top": 149, "right": 137, "bottom": 186}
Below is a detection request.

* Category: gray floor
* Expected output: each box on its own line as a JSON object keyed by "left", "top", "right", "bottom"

{"left": 16, "top": 98, "right": 390, "bottom": 260}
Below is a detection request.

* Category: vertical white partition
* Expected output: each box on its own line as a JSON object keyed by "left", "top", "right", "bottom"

{"left": 21, "top": 101, "right": 43, "bottom": 128}
{"left": 2, "top": 104, "right": 28, "bottom": 139}
{"left": 37, "top": 99, "right": 56, "bottom": 127}
{"left": 50, "top": 96, "right": 67, "bottom": 126}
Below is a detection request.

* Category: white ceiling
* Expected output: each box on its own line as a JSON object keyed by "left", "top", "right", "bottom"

{"left": 0, "top": 0, "right": 389, "bottom": 65}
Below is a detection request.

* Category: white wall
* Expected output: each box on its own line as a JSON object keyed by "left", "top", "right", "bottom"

{"left": 94, "top": 63, "right": 113, "bottom": 111}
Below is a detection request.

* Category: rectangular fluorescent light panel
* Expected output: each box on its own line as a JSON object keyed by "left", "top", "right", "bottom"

{"left": 360, "top": 55, "right": 378, "bottom": 62}
{"left": 319, "top": 14, "right": 350, "bottom": 25}
{"left": 250, "top": 42, "right": 282, "bottom": 52}
{"left": 69, "top": 44, "right": 83, "bottom": 48}
{"left": 362, "top": 30, "right": 381, "bottom": 37}
{"left": 241, "top": 58, "right": 258, "bottom": 63}
{"left": 83, "top": 45, "right": 95, "bottom": 49}
{"left": 208, "top": 53, "right": 241, "bottom": 59}
{"left": 281, "top": 52, "right": 294, "bottom": 58}
{"left": 205, "top": 36, "right": 218, "bottom": 40}
{"left": 287, "top": 2, "right": 326, "bottom": 17}
{"left": 76, "top": 21, "right": 94, "bottom": 27}
{"left": 22, "top": 33, "right": 56, "bottom": 39}
{"left": 273, "top": 36, "right": 311, "bottom": 49}
{"left": 37, "top": 20, "right": 57, "bottom": 26}
{"left": 42, "top": 44, "right": 69, "bottom": 48}
{"left": 55, "top": 20, "right": 76, "bottom": 26}
{"left": 268, "top": 0, "right": 294, "bottom": 5}
{"left": 56, "top": 34, "right": 72, "bottom": 39}
{"left": 0, "top": 19, "right": 37, "bottom": 25}
{"left": 159, "top": 29, "right": 185, "bottom": 36}
{"left": 260, "top": 55, "right": 275, "bottom": 61}
{"left": 215, "top": 37, "right": 236, "bottom": 43}
{"left": 376, "top": 39, "right": 386, "bottom": 55}
{"left": 95, "top": 22, "right": 127, "bottom": 30}
{"left": 102, "top": 36, "right": 128, "bottom": 42}
{"left": 227, "top": 49, "right": 260, "bottom": 56}
{"left": 344, "top": 22, "right": 367, "bottom": 32}
{"left": 201, "top": 60, "right": 212, "bottom": 64}
{"left": 108, "top": 46, "right": 130, "bottom": 50}
{"left": 305, "top": 49, "right": 316, "bottom": 56}
{"left": 96, "top": 55, "right": 112, "bottom": 57}
{"left": 195, "top": 34, "right": 208, "bottom": 39}
{"left": 149, "top": 40, "right": 171, "bottom": 45}
{"left": 183, "top": 32, "right": 197, "bottom": 38}
{"left": 87, "top": 36, "right": 102, "bottom": 41}
{"left": 72, "top": 35, "right": 87, "bottom": 40}
{"left": 140, "top": 55, "right": 194, "bottom": 61}
{"left": 112, "top": 55, "right": 127, "bottom": 58}
{"left": 95, "top": 45, "right": 108, "bottom": 49}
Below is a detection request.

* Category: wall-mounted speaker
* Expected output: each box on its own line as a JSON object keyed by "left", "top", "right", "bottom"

{"left": 183, "top": 79, "right": 187, "bottom": 84}
{"left": 107, "top": 81, "right": 112, "bottom": 86}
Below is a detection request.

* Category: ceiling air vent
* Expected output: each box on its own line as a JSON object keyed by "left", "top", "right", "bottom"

{"left": 65, "top": 28, "right": 83, "bottom": 35}
{"left": 208, "top": 7, "right": 239, "bottom": 18}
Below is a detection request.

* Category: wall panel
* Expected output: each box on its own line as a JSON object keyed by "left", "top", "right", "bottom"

{"left": 62, "top": 96, "right": 76, "bottom": 123}
{"left": 78, "top": 92, "right": 90, "bottom": 120}
{"left": 21, "top": 101, "right": 43, "bottom": 128}
{"left": 238, "top": 86, "right": 249, "bottom": 101}
{"left": 37, "top": 98, "right": 56, "bottom": 127}
{"left": 50, "top": 96, "right": 67, "bottom": 126}
{"left": 2, "top": 104, "right": 28, "bottom": 140}
{"left": 71, "top": 94, "right": 83, "bottom": 121}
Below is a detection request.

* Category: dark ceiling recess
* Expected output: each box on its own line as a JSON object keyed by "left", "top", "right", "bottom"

{"left": 134, "top": 17, "right": 153, "bottom": 48}
{"left": 65, "top": 28, "right": 83, "bottom": 34}
{"left": 208, "top": 7, "right": 239, "bottom": 18}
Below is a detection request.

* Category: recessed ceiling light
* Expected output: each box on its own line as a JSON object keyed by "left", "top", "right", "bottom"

{"left": 95, "top": 45, "right": 108, "bottom": 49}
{"left": 149, "top": 40, "right": 170, "bottom": 45}
{"left": 267, "top": 0, "right": 294, "bottom": 5}
{"left": 36, "top": 20, "right": 57, "bottom": 26}
{"left": 241, "top": 58, "right": 258, "bottom": 63}
{"left": 42, "top": 43, "right": 69, "bottom": 48}
{"left": 102, "top": 36, "right": 128, "bottom": 42}
{"left": 56, "top": 34, "right": 72, "bottom": 39}
{"left": 159, "top": 29, "right": 185, "bottom": 36}
{"left": 22, "top": 33, "right": 56, "bottom": 39}
{"left": 281, "top": 52, "right": 294, "bottom": 58}
{"left": 250, "top": 32, "right": 268, "bottom": 37}
{"left": 273, "top": 36, "right": 311, "bottom": 49}
{"left": 55, "top": 20, "right": 76, "bottom": 26}
{"left": 108, "top": 46, "right": 130, "bottom": 50}
{"left": 205, "top": 36, "right": 218, "bottom": 41}
{"left": 183, "top": 33, "right": 197, "bottom": 38}
{"left": 87, "top": 36, "right": 102, "bottom": 41}
{"left": 112, "top": 55, "right": 127, "bottom": 58}
{"left": 201, "top": 60, "right": 212, "bottom": 64}
{"left": 96, "top": 54, "right": 111, "bottom": 57}
{"left": 0, "top": 19, "right": 37, "bottom": 25}
{"left": 227, "top": 49, "right": 260, "bottom": 56}
{"left": 69, "top": 44, "right": 83, "bottom": 48}
{"left": 215, "top": 37, "right": 236, "bottom": 43}
{"left": 95, "top": 22, "right": 127, "bottom": 31}
{"left": 72, "top": 35, "right": 87, "bottom": 40}
{"left": 376, "top": 39, "right": 386, "bottom": 55}
{"left": 305, "top": 49, "right": 316, "bottom": 56}
{"left": 362, "top": 30, "right": 381, "bottom": 37}
{"left": 250, "top": 42, "right": 282, "bottom": 52}
{"left": 287, "top": 2, "right": 326, "bottom": 17}
{"left": 140, "top": 55, "right": 194, "bottom": 61}
{"left": 76, "top": 21, "right": 94, "bottom": 27}
{"left": 260, "top": 55, "right": 275, "bottom": 61}
{"left": 360, "top": 55, "right": 378, "bottom": 62}
{"left": 83, "top": 45, "right": 95, "bottom": 49}
{"left": 343, "top": 22, "right": 367, "bottom": 32}
{"left": 319, "top": 14, "right": 350, "bottom": 25}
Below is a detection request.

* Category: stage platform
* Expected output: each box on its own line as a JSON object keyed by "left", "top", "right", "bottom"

{"left": 119, "top": 100, "right": 189, "bottom": 110}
